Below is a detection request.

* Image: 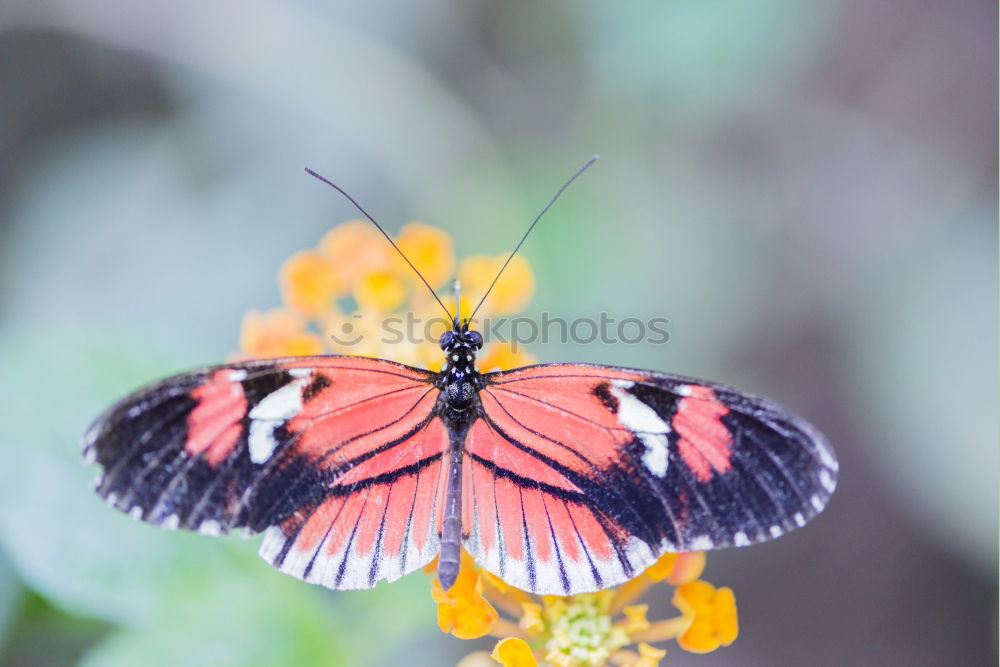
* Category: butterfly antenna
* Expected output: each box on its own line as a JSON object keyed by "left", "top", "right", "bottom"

{"left": 304, "top": 168, "right": 453, "bottom": 320}
{"left": 453, "top": 280, "right": 462, "bottom": 328}
{"left": 468, "top": 155, "right": 599, "bottom": 322}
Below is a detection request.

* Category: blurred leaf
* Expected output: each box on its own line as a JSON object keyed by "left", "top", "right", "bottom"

{"left": 80, "top": 560, "right": 347, "bottom": 667}
{"left": 0, "top": 328, "right": 217, "bottom": 625}
{"left": 0, "top": 548, "right": 25, "bottom": 656}
{"left": 0, "top": 592, "right": 110, "bottom": 666}
{"left": 0, "top": 328, "right": 431, "bottom": 664}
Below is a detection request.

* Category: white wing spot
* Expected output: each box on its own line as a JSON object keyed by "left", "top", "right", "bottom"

{"left": 793, "top": 512, "right": 806, "bottom": 527}
{"left": 816, "top": 443, "right": 838, "bottom": 471}
{"left": 199, "top": 520, "right": 222, "bottom": 536}
{"left": 129, "top": 506, "right": 143, "bottom": 520}
{"left": 227, "top": 369, "right": 248, "bottom": 382}
{"left": 248, "top": 376, "right": 310, "bottom": 464}
{"left": 819, "top": 469, "right": 836, "bottom": 493}
{"left": 106, "top": 492, "right": 119, "bottom": 506}
{"left": 609, "top": 380, "right": 671, "bottom": 477}
{"left": 288, "top": 367, "right": 312, "bottom": 378}
{"left": 675, "top": 384, "right": 693, "bottom": 396}
{"left": 733, "top": 531, "right": 750, "bottom": 547}
{"left": 769, "top": 525, "right": 783, "bottom": 538}
{"left": 688, "top": 535, "right": 713, "bottom": 551}
{"left": 127, "top": 405, "right": 143, "bottom": 418}
{"left": 638, "top": 433, "right": 669, "bottom": 476}
{"left": 810, "top": 494, "right": 824, "bottom": 511}
{"left": 82, "top": 447, "right": 96, "bottom": 465}
{"left": 163, "top": 514, "right": 180, "bottom": 530}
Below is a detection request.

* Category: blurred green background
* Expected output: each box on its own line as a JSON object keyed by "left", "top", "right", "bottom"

{"left": 0, "top": 1, "right": 995, "bottom": 665}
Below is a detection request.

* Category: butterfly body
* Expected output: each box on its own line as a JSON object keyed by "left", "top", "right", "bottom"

{"left": 83, "top": 316, "right": 837, "bottom": 595}
{"left": 434, "top": 324, "right": 485, "bottom": 589}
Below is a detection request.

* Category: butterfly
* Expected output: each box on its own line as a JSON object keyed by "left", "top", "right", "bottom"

{"left": 82, "top": 158, "right": 837, "bottom": 595}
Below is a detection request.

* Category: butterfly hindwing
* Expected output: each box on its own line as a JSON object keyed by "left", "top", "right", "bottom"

{"left": 83, "top": 355, "right": 448, "bottom": 589}
{"left": 465, "top": 363, "right": 838, "bottom": 595}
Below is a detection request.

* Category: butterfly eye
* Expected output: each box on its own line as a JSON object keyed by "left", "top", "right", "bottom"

{"left": 439, "top": 331, "right": 457, "bottom": 349}
{"left": 465, "top": 331, "right": 483, "bottom": 349}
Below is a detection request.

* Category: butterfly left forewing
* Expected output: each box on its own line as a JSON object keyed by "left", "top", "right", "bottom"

{"left": 84, "top": 355, "right": 448, "bottom": 589}
{"left": 467, "top": 363, "right": 837, "bottom": 595}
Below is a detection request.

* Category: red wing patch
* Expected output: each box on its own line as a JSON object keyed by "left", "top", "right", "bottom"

{"left": 467, "top": 363, "right": 838, "bottom": 595}
{"left": 185, "top": 369, "right": 248, "bottom": 466}
{"left": 672, "top": 385, "right": 733, "bottom": 482}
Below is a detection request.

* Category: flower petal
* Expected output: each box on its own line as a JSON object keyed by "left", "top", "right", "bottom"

{"left": 317, "top": 219, "right": 396, "bottom": 283}
{"left": 672, "top": 581, "right": 739, "bottom": 654}
{"left": 279, "top": 250, "right": 344, "bottom": 314}
{"left": 476, "top": 343, "right": 536, "bottom": 373}
{"left": 354, "top": 270, "right": 408, "bottom": 311}
{"left": 642, "top": 553, "right": 678, "bottom": 582}
{"left": 432, "top": 570, "right": 499, "bottom": 640}
{"left": 491, "top": 637, "right": 539, "bottom": 667}
{"left": 635, "top": 642, "right": 667, "bottom": 667}
{"left": 238, "top": 308, "right": 324, "bottom": 359}
{"left": 458, "top": 254, "right": 534, "bottom": 315}
{"left": 519, "top": 602, "right": 545, "bottom": 634}
{"left": 397, "top": 222, "right": 455, "bottom": 289}
{"left": 714, "top": 587, "right": 738, "bottom": 646}
{"left": 621, "top": 604, "right": 650, "bottom": 634}
{"left": 666, "top": 552, "right": 705, "bottom": 586}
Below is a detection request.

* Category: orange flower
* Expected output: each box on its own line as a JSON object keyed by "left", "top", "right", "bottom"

{"left": 237, "top": 308, "right": 324, "bottom": 358}
{"left": 458, "top": 254, "right": 535, "bottom": 316}
{"left": 354, "top": 270, "right": 408, "bottom": 311}
{"left": 633, "top": 642, "right": 667, "bottom": 667}
{"left": 432, "top": 568, "right": 500, "bottom": 640}
{"left": 476, "top": 342, "right": 537, "bottom": 373}
{"left": 317, "top": 219, "right": 397, "bottom": 285}
{"left": 620, "top": 605, "right": 650, "bottom": 634}
{"left": 397, "top": 222, "right": 455, "bottom": 288}
{"left": 262, "top": 220, "right": 538, "bottom": 372}
{"left": 665, "top": 552, "right": 706, "bottom": 586}
{"left": 245, "top": 219, "right": 741, "bottom": 666}
{"left": 434, "top": 547, "right": 738, "bottom": 665}
{"left": 279, "top": 250, "right": 343, "bottom": 315}
{"left": 641, "top": 553, "right": 678, "bottom": 583}
{"left": 672, "top": 581, "right": 738, "bottom": 654}
{"left": 492, "top": 637, "right": 540, "bottom": 667}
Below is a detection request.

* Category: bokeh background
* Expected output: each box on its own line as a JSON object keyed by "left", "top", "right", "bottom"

{"left": 0, "top": 1, "right": 995, "bottom": 665}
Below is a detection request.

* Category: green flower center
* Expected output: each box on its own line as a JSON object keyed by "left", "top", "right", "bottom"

{"left": 545, "top": 596, "right": 629, "bottom": 667}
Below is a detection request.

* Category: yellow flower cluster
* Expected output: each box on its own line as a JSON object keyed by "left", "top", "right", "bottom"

{"left": 237, "top": 220, "right": 535, "bottom": 369}
{"left": 238, "top": 220, "right": 739, "bottom": 666}
{"left": 445, "top": 550, "right": 737, "bottom": 667}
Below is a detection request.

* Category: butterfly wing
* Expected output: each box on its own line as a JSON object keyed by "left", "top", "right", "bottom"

{"left": 83, "top": 356, "right": 449, "bottom": 589}
{"left": 464, "top": 363, "right": 838, "bottom": 595}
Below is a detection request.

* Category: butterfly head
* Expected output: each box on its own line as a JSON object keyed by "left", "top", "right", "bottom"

{"left": 437, "top": 323, "right": 483, "bottom": 396}
{"left": 439, "top": 326, "right": 483, "bottom": 353}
